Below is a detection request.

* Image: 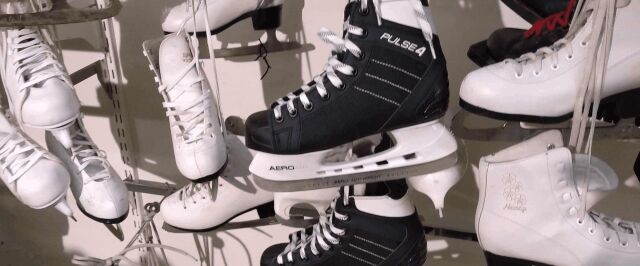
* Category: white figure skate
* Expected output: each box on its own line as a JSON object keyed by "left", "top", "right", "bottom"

{"left": 162, "top": 0, "right": 284, "bottom": 35}
{"left": 160, "top": 134, "right": 274, "bottom": 232}
{"left": 476, "top": 130, "right": 640, "bottom": 266}
{"left": 0, "top": 26, "right": 80, "bottom": 149}
{"left": 0, "top": 112, "right": 73, "bottom": 217}
{"left": 45, "top": 116, "right": 129, "bottom": 224}
{"left": 455, "top": 0, "right": 640, "bottom": 142}
{"left": 142, "top": 32, "right": 227, "bottom": 182}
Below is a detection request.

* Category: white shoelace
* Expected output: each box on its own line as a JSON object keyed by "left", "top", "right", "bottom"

{"left": 69, "top": 123, "right": 112, "bottom": 184}
{"left": 7, "top": 28, "right": 70, "bottom": 107}
{"left": 71, "top": 243, "right": 198, "bottom": 266}
{"left": 0, "top": 129, "right": 44, "bottom": 184}
{"left": 271, "top": 0, "right": 436, "bottom": 121}
{"left": 178, "top": 180, "right": 216, "bottom": 209}
{"left": 581, "top": 211, "right": 640, "bottom": 247}
{"left": 506, "top": 0, "right": 618, "bottom": 219}
{"left": 276, "top": 198, "right": 349, "bottom": 264}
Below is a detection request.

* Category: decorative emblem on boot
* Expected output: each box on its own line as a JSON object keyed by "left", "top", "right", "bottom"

{"left": 380, "top": 33, "right": 427, "bottom": 57}
{"left": 502, "top": 173, "right": 527, "bottom": 213}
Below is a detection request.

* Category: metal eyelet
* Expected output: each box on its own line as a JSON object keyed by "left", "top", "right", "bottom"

{"left": 359, "top": 8, "right": 370, "bottom": 16}
{"left": 275, "top": 115, "right": 284, "bottom": 123}
{"left": 289, "top": 109, "right": 298, "bottom": 118}
{"left": 515, "top": 72, "right": 524, "bottom": 79}
{"left": 321, "top": 93, "right": 331, "bottom": 101}
{"left": 577, "top": 219, "right": 584, "bottom": 225}
{"left": 351, "top": 69, "right": 358, "bottom": 77}
{"left": 551, "top": 65, "right": 559, "bottom": 70}
{"left": 580, "top": 41, "right": 588, "bottom": 47}
{"left": 533, "top": 71, "right": 541, "bottom": 77}
{"left": 357, "top": 52, "right": 365, "bottom": 61}
{"left": 604, "top": 237, "right": 612, "bottom": 243}
{"left": 304, "top": 103, "right": 314, "bottom": 111}
{"left": 588, "top": 228, "right": 595, "bottom": 234}
{"left": 567, "top": 54, "right": 574, "bottom": 60}
{"left": 621, "top": 242, "right": 629, "bottom": 247}
{"left": 338, "top": 83, "right": 346, "bottom": 90}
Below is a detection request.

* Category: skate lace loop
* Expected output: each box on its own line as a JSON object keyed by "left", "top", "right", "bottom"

{"left": 71, "top": 243, "right": 198, "bottom": 266}
{"left": 272, "top": 0, "right": 435, "bottom": 121}
{"left": 277, "top": 200, "right": 349, "bottom": 264}
{"left": 0, "top": 129, "right": 44, "bottom": 183}
{"left": 179, "top": 180, "right": 216, "bottom": 208}
{"left": 159, "top": 35, "right": 213, "bottom": 144}
{"left": 525, "top": 0, "right": 576, "bottom": 38}
{"left": 69, "top": 127, "right": 111, "bottom": 184}
{"left": 586, "top": 211, "right": 640, "bottom": 246}
{"left": 9, "top": 28, "right": 69, "bottom": 93}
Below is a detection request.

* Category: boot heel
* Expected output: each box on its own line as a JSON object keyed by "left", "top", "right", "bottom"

{"left": 484, "top": 252, "right": 550, "bottom": 266}
{"left": 597, "top": 88, "right": 640, "bottom": 123}
{"left": 252, "top": 5, "right": 282, "bottom": 30}
{"left": 256, "top": 202, "right": 275, "bottom": 218}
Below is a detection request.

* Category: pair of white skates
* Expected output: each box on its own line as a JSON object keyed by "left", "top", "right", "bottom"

{"left": 0, "top": 24, "right": 128, "bottom": 223}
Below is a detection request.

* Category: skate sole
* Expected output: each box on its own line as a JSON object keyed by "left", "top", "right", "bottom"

{"left": 162, "top": 202, "right": 275, "bottom": 233}
{"left": 190, "top": 157, "right": 229, "bottom": 184}
{"left": 163, "top": 5, "right": 282, "bottom": 37}
{"left": 78, "top": 205, "right": 129, "bottom": 225}
{"left": 253, "top": 152, "right": 458, "bottom": 192}
{"left": 460, "top": 88, "right": 640, "bottom": 124}
{"left": 484, "top": 251, "right": 552, "bottom": 266}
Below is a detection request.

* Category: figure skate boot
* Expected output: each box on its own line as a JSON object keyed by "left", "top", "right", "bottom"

{"left": 45, "top": 116, "right": 129, "bottom": 224}
{"left": 160, "top": 134, "right": 273, "bottom": 232}
{"left": 162, "top": 0, "right": 284, "bottom": 35}
{"left": 0, "top": 112, "right": 73, "bottom": 217}
{"left": 0, "top": 27, "right": 81, "bottom": 149}
{"left": 261, "top": 181, "right": 427, "bottom": 266}
{"left": 246, "top": 0, "right": 458, "bottom": 192}
{"left": 469, "top": 0, "right": 575, "bottom": 66}
{"left": 143, "top": 32, "right": 227, "bottom": 182}
{"left": 458, "top": 0, "right": 640, "bottom": 142}
{"left": 476, "top": 130, "right": 640, "bottom": 266}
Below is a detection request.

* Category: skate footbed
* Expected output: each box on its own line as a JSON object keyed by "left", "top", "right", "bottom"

{"left": 460, "top": 88, "right": 640, "bottom": 124}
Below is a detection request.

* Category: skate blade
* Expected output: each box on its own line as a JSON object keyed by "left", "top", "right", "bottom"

{"left": 142, "top": 37, "right": 164, "bottom": 84}
{"left": 254, "top": 152, "right": 458, "bottom": 192}
{"left": 0, "top": 0, "right": 121, "bottom": 26}
{"left": 452, "top": 110, "right": 640, "bottom": 142}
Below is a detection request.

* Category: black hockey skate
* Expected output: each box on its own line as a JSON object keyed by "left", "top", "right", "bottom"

{"left": 246, "top": 0, "right": 458, "bottom": 192}
{"left": 260, "top": 181, "right": 427, "bottom": 266}
{"left": 501, "top": 0, "right": 571, "bottom": 23}
{"left": 468, "top": 0, "right": 575, "bottom": 66}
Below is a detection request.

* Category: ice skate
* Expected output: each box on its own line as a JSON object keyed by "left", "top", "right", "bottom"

{"left": 476, "top": 130, "right": 640, "bottom": 266}
{"left": 0, "top": 112, "right": 73, "bottom": 217}
{"left": 162, "top": 0, "right": 283, "bottom": 35}
{"left": 501, "top": 0, "right": 571, "bottom": 23}
{"left": 468, "top": 0, "right": 575, "bottom": 66}
{"left": 45, "top": 116, "right": 129, "bottom": 224}
{"left": 0, "top": 26, "right": 81, "bottom": 148}
{"left": 0, "top": 0, "right": 122, "bottom": 27}
{"left": 261, "top": 181, "right": 427, "bottom": 266}
{"left": 160, "top": 134, "right": 274, "bottom": 232}
{"left": 142, "top": 31, "right": 227, "bottom": 183}
{"left": 456, "top": 0, "right": 640, "bottom": 142}
{"left": 246, "top": 0, "right": 458, "bottom": 192}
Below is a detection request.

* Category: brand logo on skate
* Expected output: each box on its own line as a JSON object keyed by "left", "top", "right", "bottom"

{"left": 502, "top": 173, "right": 527, "bottom": 214}
{"left": 182, "top": 52, "right": 193, "bottom": 63}
{"left": 270, "top": 165, "right": 295, "bottom": 171}
{"left": 380, "top": 33, "right": 427, "bottom": 57}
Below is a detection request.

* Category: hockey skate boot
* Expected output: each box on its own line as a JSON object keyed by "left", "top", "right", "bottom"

{"left": 468, "top": 0, "right": 575, "bottom": 67}
{"left": 160, "top": 134, "right": 273, "bottom": 232}
{"left": 246, "top": 0, "right": 458, "bottom": 192}
{"left": 458, "top": 0, "right": 640, "bottom": 143}
{"left": 501, "top": 0, "right": 571, "bottom": 23}
{"left": 0, "top": 112, "right": 73, "bottom": 217}
{"left": 45, "top": 116, "right": 129, "bottom": 224}
{"left": 0, "top": 27, "right": 81, "bottom": 149}
{"left": 146, "top": 32, "right": 226, "bottom": 182}
{"left": 162, "top": 0, "right": 284, "bottom": 35}
{"left": 261, "top": 181, "right": 427, "bottom": 266}
{"left": 476, "top": 130, "right": 640, "bottom": 266}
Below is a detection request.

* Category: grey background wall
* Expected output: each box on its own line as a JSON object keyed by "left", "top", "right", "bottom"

{"left": 0, "top": 0, "right": 638, "bottom": 265}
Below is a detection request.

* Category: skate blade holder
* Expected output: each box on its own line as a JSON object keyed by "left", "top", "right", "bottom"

{"left": 451, "top": 110, "right": 640, "bottom": 142}
{"left": 0, "top": 0, "right": 121, "bottom": 26}
{"left": 197, "top": 29, "right": 315, "bottom": 59}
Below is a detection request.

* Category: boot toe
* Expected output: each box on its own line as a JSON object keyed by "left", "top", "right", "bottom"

{"left": 245, "top": 110, "right": 276, "bottom": 152}
{"left": 260, "top": 243, "right": 289, "bottom": 266}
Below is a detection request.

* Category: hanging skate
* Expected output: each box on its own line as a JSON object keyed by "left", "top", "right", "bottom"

{"left": 455, "top": 0, "right": 640, "bottom": 143}
{"left": 162, "top": 0, "right": 310, "bottom": 58}
{"left": 0, "top": 0, "right": 121, "bottom": 26}
{"left": 246, "top": 0, "right": 458, "bottom": 192}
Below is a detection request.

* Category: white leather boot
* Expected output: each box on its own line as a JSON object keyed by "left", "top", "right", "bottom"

{"left": 476, "top": 130, "right": 640, "bottom": 266}
{"left": 158, "top": 32, "right": 226, "bottom": 182}
{"left": 0, "top": 27, "right": 81, "bottom": 148}
{"left": 460, "top": 0, "right": 640, "bottom": 124}
{"left": 0, "top": 112, "right": 73, "bottom": 217}
{"left": 162, "top": 0, "right": 284, "bottom": 34}
{"left": 46, "top": 116, "right": 129, "bottom": 224}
